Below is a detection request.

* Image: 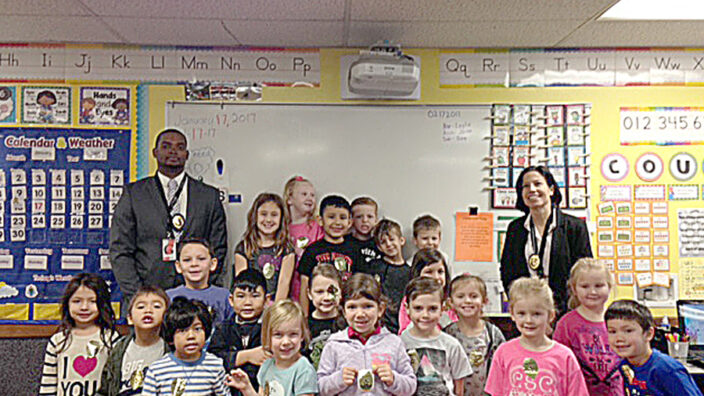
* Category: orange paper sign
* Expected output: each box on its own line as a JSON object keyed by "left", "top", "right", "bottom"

{"left": 455, "top": 212, "right": 493, "bottom": 262}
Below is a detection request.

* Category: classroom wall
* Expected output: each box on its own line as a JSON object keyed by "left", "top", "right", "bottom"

{"left": 146, "top": 48, "right": 704, "bottom": 316}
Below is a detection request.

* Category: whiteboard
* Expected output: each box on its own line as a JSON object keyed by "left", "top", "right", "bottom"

{"left": 165, "top": 103, "right": 494, "bottom": 276}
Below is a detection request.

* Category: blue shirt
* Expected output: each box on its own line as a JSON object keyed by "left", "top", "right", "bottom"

{"left": 257, "top": 357, "right": 317, "bottom": 396}
{"left": 166, "top": 285, "right": 234, "bottom": 325}
{"left": 619, "top": 349, "right": 703, "bottom": 396}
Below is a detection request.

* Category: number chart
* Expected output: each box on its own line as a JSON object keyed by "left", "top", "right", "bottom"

{"left": 0, "top": 127, "right": 130, "bottom": 323}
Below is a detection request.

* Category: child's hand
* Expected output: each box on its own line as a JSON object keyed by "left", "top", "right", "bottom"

{"left": 248, "top": 346, "right": 272, "bottom": 365}
{"left": 225, "top": 369, "right": 250, "bottom": 389}
{"left": 373, "top": 364, "right": 395, "bottom": 387}
{"left": 342, "top": 367, "right": 358, "bottom": 386}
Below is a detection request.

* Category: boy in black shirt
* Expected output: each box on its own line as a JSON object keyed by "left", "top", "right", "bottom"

{"left": 208, "top": 269, "right": 268, "bottom": 396}
{"left": 364, "top": 218, "right": 411, "bottom": 334}
{"left": 347, "top": 196, "right": 381, "bottom": 269}
{"left": 297, "top": 195, "right": 362, "bottom": 315}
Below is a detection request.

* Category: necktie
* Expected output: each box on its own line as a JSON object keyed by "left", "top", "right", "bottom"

{"left": 167, "top": 178, "right": 182, "bottom": 240}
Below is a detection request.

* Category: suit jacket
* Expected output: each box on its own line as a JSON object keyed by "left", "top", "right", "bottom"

{"left": 109, "top": 174, "right": 227, "bottom": 316}
{"left": 500, "top": 209, "right": 592, "bottom": 314}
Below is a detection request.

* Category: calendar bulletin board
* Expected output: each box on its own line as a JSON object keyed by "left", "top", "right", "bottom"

{"left": 0, "top": 84, "right": 136, "bottom": 324}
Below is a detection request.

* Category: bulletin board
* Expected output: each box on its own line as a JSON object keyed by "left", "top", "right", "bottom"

{"left": 0, "top": 84, "right": 137, "bottom": 324}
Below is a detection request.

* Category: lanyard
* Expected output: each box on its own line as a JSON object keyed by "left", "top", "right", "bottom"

{"left": 529, "top": 210, "right": 553, "bottom": 278}
{"left": 155, "top": 175, "right": 187, "bottom": 214}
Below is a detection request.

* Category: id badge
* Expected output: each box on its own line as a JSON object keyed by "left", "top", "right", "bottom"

{"left": 162, "top": 238, "right": 177, "bottom": 261}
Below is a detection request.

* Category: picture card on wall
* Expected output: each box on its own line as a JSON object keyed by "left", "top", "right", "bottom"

{"left": 566, "top": 104, "right": 585, "bottom": 125}
{"left": 567, "top": 187, "right": 587, "bottom": 208}
{"left": 547, "top": 126, "right": 564, "bottom": 146}
{"left": 600, "top": 185, "right": 632, "bottom": 201}
{"left": 493, "top": 188, "right": 516, "bottom": 209}
{"left": 618, "top": 272, "right": 634, "bottom": 285}
{"left": 493, "top": 126, "right": 510, "bottom": 146}
{"left": 0, "top": 86, "right": 17, "bottom": 124}
{"left": 668, "top": 184, "right": 699, "bottom": 200}
{"left": 634, "top": 185, "right": 666, "bottom": 201}
{"left": 567, "top": 147, "right": 586, "bottom": 166}
{"left": 546, "top": 105, "right": 563, "bottom": 126}
{"left": 22, "top": 86, "right": 71, "bottom": 124}
{"left": 513, "top": 126, "right": 530, "bottom": 145}
{"left": 566, "top": 126, "right": 584, "bottom": 145}
{"left": 568, "top": 166, "right": 587, "bottom": 187}
{"left": 598, "top": 201, "right": 615, "bottom": 215}
{"left": 550, "top": 167, "right": 566, "bottom": 187}
{"left": 492, "top": 147, "right": 509, "bottom": 167}
{"left": 493, "top": 105, "right": 511, "bottom": 124}
{"left": 492, "top": 168, "right": 510, "bottom": 187}
{"left": 513, "top": 146, "right": 530, "bottom": 167}
{"left": 513, "top": 105, "right": 531, "bottom": 125}
{"left": 546, "top": 147, "right": 565, "bottom": 166}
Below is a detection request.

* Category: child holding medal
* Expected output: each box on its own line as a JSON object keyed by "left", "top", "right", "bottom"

{"left": 485, "top": 278, "right": 588, "bottom": 396}
{"left": 142, "top": 297, "right": 229, "bottom": 395}
{"left": 234, "top": 193, "right": 295, "bottom": 301}
{"left": 444, "top": 274, "right": 506, "bottom": 396}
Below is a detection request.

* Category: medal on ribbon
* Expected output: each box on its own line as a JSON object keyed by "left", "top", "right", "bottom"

{"left": 263, "top": 262, "right": 275, "bottom": 279}
{"left": 334, "top": 257, "right": 348, "bottom": 272}
{"left": 528, "top": 254, "right": 541, "bottom": 271}
{"left": 171, "top": 213, "right": 185, "bottom": 232}
{"left": 469, "top": 349, "right": 485, "bottom": 366}
{"left": 172, "top": 378, "right": 186, "bottom": 396}
{"left": 130, "top": 368, "right": 145, "bottom": 390}
{"left": 358, "top": 369, "right": 374, "bottom": 392}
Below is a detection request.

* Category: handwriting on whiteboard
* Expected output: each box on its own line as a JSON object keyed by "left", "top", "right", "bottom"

{"left": 171, "top": 111, "right": 256, "bottom": 141}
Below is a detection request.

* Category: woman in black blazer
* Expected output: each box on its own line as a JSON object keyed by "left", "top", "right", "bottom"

{"left": 500, "top": 166, "right": 592, "bottom": 314}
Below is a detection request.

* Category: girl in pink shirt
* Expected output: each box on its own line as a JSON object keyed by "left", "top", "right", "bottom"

{"left": 553, "top": 258, "right": 623, "bottom": 395}
{"left": 283, "top": 176, "right": 324, "bottom": 302}
{"left": 485, "top": 277, "right": 588, "bottom": 396}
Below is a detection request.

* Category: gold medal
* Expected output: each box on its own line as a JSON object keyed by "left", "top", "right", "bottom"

{"left": 130, "top": 368, "right": 145, "bottom": 390}
{"left": 171, "top": 213, "right": 185, "bottom": 231}
{"left": 263, "top": 262, "right": 275, "bottom": 279}
{"left": 528, "top": 254, "right": 541, "bottom": 271}
{"left": 334, "top": 257, "right": 348, "bottom": 272}
{"left": 523, "top": 357, "right": 539, "bottom": 379}
{"left": 296, "top": 236, "right": 309, "bottom": 249}
{"left": 172, "top": 378, "right": 186, "bottom": 396}
{"left": 469, "top": 349, "right": 485, "bottom": 366}
{"left": 408, "top": 349, "right": 420, "bottom": 372}
{"left": 86, "top": 339, "right": 100, "bottom": 358}
{"left": 358, "top": 369, "right": 374, "bottom": 392}
{"left": 374, "top": 274, "right": 381, "bottom": 284}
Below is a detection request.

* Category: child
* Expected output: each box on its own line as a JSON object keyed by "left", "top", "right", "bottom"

{"left": 445, "top": 274, "right": 506, "bottom": 396}
{"left": 226, "top": 300, "right": 318, "bottom": 396}
{"left": 317, "top": 273, "right": 417, "bottom": 395}
{"left": 37, "top": 90, "right": 56, "bottom": 123}
{"left": 306, "top": 264, "right": 342, "bottom": 369}
{"left": 398, "top": 248, "right": 458, "bottom": 334}
{"left": 39, "top": 273, "right": 120, "bottom": 396}
{"left": 284, "top": 175, "right": 324, "bottom": 302}
{"left": 297, "top": 195, "right": 363, "bottom": 315}
{"left": 553, "top": 258, "right": 623, "bottom": 395}
{"left": 364, "top": 219, "right": 411, "bottom": 334}
{"left": 412, "top": 214, "right": 442, "bottom": 251}
{"left": 235, "top": 193, "right": 295, "bottom": 301}
{"left": 485, "top": 277, "right": 588, "bottom": 396}
{"left": 209, "top": 269, "right": 269, "bottom": 396}
{"left": 348, "top": 196, "right": 381, "bottom": 266}
{"left": 97, "top": 285, "right": 170, "bottom": 396}
{"left": 605, "top": 299, "right": 703, "bottom": 396}
{"left": 401, "top": 277, "right": 473, "bottom": 396}
{"left": 141, "top": 297, "right": 230, "bottom": 395}
{"left": 166, "top": 238, "right": 233, "bottom": 326}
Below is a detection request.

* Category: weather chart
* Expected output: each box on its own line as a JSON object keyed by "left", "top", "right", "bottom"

{"left": 0, "top": 84, "right": 133, "bottom": 323}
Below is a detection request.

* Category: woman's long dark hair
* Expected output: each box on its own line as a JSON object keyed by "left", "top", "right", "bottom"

{"left": 514, "top": 165, "right": 562, "bottom": 214}
{"left": 56, "top": 273, "right": 116, "bottom": 353}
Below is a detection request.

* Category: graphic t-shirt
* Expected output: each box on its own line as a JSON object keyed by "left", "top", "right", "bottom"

{"left": 485, "top": 338, "right": 589, "bottom": 396}
{"left": 361, "top": 259, "right": 411, "bottom": 334}
{"left": 118, "top": 338, "right": 166, "bottom": 395}
{"left": 39, "top": 330, "right": 120, "bottom": 396}
{"left": 234, "top": 241, "right": 294, "bottom": 300}
{"left": 346, "top": 235, "right": 381, "bottom": 270}
{"left": 297, "top": 238, "right": 362, "bottom": 281}
{"left": 306, "top": 316, "right": 337, "bottom": 369}
{"left": 619, "top": 349, "right": 703, "bottom": 396}
{"left": 553, "top": 310, "right": 623, "bottom": 395}
{"left": 166, "top": 285, "right": 233, "bottom": 326}
{"left": 257, "top": 356, "right": 318, "bottom": 396}
{"left": 401, "top": 330, "right": 473, "bottom": 396}
{"left": 444, "top": 322, "right": 506, "bottom": 396}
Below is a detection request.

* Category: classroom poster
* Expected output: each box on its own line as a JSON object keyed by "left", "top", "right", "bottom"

{"left": 21, "top": 86, "right": 71, "bottom": 125}
{"left": 0, "top": 127, "right": 130, "bottom": 323}
{"left": 455, "top": 212, "right": 493, "bottom": 262}
{"left": 79, "top": 87, "right": 130, "bottom": 126}
{"left": 0, "top": 86, "right": 17, "bottom": 124}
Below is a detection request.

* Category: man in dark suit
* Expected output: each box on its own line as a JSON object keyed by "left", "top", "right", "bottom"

{"left": 110, "top": 128, "right": 227, "bottom": 317}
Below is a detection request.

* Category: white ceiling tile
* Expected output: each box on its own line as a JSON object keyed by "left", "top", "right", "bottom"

{"left": 350, "top": 0, "right": 618, "bottom": 21}
{"left": 103, "top": 17, "right": 237, "bottom": 46}
{"left": 559, "top": 21, "right": 704, "bottom": 47}
{"left": 348, "top": 20, "right": 585, "bottom": 48}
{"left": 223, "top": 20, "right": 343, "bottom": 47}
{"left": 0, "top": 0, "right": 91, "bottom": 16}
{"left": 0, "top": 16, "right": 121, "bottom": 43}
{"left": 231, "top": 0, "right": 344, "bottom": 20}
{"left": 81, "top": 0, "right": 239, "bottom": 18}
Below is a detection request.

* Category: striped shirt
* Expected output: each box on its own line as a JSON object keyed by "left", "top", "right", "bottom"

{"left": 142, "top": 352, "right": 230, "bottom": 395}
{"left": 39, "top": 329, "right": 120, "bottom": 396}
